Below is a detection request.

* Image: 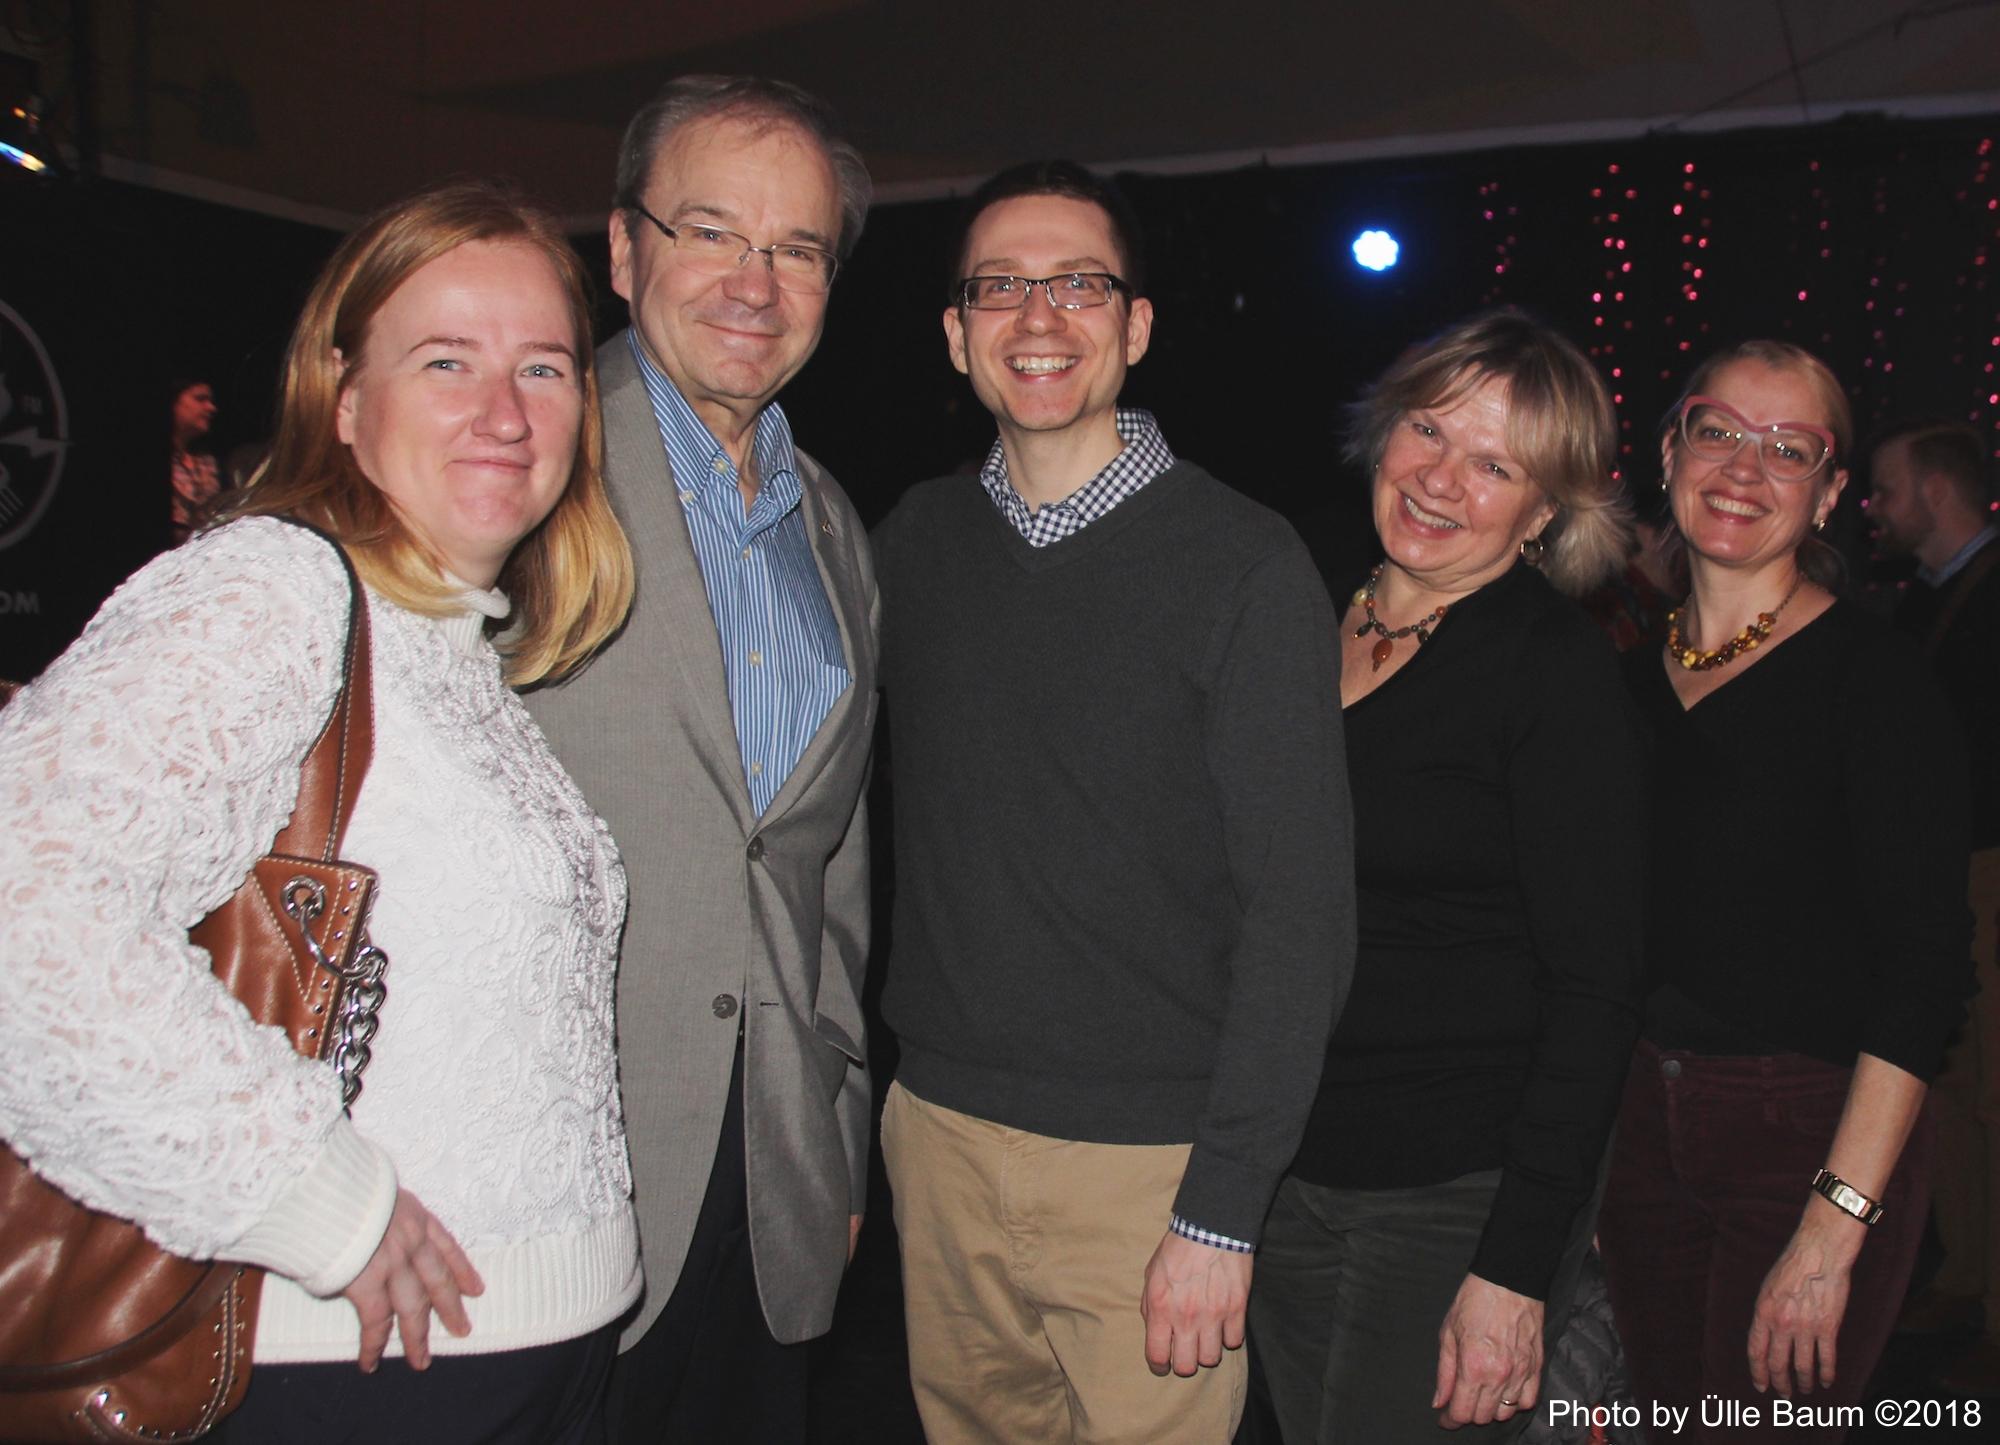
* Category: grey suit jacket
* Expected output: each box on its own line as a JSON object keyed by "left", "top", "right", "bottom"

{"left": 525, "top": 331, "right": 878, "bottom": 1346}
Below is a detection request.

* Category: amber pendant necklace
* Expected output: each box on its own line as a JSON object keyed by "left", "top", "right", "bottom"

{"left": 1664, "top": 574, "right": 1805, "bottom": 671}
{"left": 1351, "top": 563, "right": 1451, "bottom": 672}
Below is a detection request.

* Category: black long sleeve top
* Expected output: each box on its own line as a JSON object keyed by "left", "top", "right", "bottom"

{"left": 1630, "top": 599, "right": 1973, "bottom": 1079}
{"left": 1289, "top": 563, "right": 1647, "bottom": 1300}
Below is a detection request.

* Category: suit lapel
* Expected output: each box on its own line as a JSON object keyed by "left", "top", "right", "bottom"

{"left": 599, "top": 332, "right": 756, "bottom": 831}
{"left": 761, "top": 455, "right": 868, "bottom": 824}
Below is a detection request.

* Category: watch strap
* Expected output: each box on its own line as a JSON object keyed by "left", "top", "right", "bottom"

{"left": 1811, "top": 1168, "right": 1885, "bottom": 1226}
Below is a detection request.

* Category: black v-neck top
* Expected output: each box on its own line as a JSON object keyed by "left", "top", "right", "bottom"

{"left": 1626, "top": 599, "right": 1972, "bottom": 1077}
{"left": 1289, "top": 563, "right": 1646, "bottom": 1299}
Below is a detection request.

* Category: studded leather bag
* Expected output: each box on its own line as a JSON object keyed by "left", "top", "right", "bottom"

{"left": 0, "top": 524, "right": 388, "bottom": 1443}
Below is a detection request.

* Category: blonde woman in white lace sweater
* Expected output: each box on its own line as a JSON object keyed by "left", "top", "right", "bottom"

{"left": 0, "top": 182, "right": 637, "bottom": 1444}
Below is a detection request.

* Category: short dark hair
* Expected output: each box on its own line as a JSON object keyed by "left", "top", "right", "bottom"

{"left": 1872, "top": 420, "right": 1991, "bottom": 516}
{"left": 613, "top": 74, "right": 872, "bottom": 259}
{"left": 948, "top": 159, "right": 1147, "bottom": 300}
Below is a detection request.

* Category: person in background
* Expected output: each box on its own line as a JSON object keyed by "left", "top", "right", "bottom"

{"left": 1580, "top": 512, "right": 1682, "bottom": 653}
{"left": 1250, "top": 308, "right": 1646, "bottom": 1443}
{"left": 168, "top": 375, "right": 221, "bottom": 542}
{"left": 873, "top": 158, "right": 1354, "bottom": 1444}
{"left": 0, "top": 179, "right": 638, "bottom": 1444}
{"left": 1598, "top": 342, "right": 1971, "bottom": 1442}
{"left": 1868, "top": 420, "right": 2000, "bottom": 1392}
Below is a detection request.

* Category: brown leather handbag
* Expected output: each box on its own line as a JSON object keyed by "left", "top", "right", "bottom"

{"left": 0, "top": 527, "right": 389, "bottom": 1443}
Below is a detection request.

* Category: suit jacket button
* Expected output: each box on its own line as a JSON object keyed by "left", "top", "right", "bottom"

{"left": 713, "top": 994, "right": 739, "bottom": 1019}
{"left": 746, "top": 837, "right": 766, "bottom": 861}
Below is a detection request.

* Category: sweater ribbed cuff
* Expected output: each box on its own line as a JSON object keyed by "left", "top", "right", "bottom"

{"left": 1170, "top": 1152, "right": 1276, "bottom": 1248}
{"left": 222, "top": 1118, "right": 398, "bottom": 1296}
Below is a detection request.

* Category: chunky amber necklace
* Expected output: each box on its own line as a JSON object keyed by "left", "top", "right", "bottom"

{"left": 1352, "top": 563, "right": 1450, "bottom": 672}
{"left": 1664, "top": 575, "right": 1804, "bottom": 671}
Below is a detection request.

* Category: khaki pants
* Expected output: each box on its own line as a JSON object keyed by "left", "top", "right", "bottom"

{"left": 880, "top": 1082, "right": 1247, "bottom": 1445}
{"left": 1928, "top": 846, "right": 2000, "bottom": 1334}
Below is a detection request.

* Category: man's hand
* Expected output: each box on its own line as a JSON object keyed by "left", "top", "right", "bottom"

{"left": 1433, "top": 1274, "right": 1544, "bottom": 1429}
{"left": 339, "top": 1188, "right": 484, "bottom": 1372}
{"left": 1141, "top": 1230, "right": 1253, "bottom": 1377}
{"left": 848, "top": 1212, "right": 863, "bottom": 1266}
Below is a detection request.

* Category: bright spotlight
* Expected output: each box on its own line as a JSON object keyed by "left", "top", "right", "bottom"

{"left": 1352, "top": 229, "right": 1400, "bottom": 272}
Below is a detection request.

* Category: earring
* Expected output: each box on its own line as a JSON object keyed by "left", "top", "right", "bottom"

{"left": 1520, "top": 535, "right": 1545, "bottom": 567}
{"left": 1813, "top": 516, "right": 1828, "bottom": 533}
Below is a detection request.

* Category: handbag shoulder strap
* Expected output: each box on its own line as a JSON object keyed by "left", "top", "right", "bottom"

{"left": 264, "top": 519, "right": 374, "bottom": 862}
{"left": 0, "top": 523, "right": 372, "bottom": 858}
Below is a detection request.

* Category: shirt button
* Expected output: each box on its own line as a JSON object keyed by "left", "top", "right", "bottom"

{"left": 748, "top": 650, "right": 763, "bottom": 666}
{"left": 1661, "top": 1058, "right": 1683, "bottom": 1079}
{"left": 677, "top": 490, "right": 694, "bottom": 504}
{"left": 746, "top": 837, "right": 765, "bottom": 861}
{"left": 750, "top": 761, "right": 764, "bottom": 778}
{"left": 712, "top": 993, "right": 739, "bottom": 1019}
{"left": 740, "top": 545, "right": 753, "bottom": 560}
{"left": 711, "top": 457, "right": 728, "bottom": 475}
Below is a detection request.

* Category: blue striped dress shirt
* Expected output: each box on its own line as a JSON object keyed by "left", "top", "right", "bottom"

{"left": 631, "top": 332, "right": 849, "bottom": 816}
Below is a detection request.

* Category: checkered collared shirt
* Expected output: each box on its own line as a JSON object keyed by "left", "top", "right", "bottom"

{"left": 977, "top": 408, "right": 1176, "bottom": 546}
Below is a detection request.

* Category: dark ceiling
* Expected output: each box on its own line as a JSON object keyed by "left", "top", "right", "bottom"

{"left": 6, "top": 0, "right": 2000, "bottom": 226}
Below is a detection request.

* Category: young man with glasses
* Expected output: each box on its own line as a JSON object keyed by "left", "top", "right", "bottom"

{"left": 873, "top": 159, "right": 1357, "bottom": 1443}
{"left": 526, "top": 75, "right": 878, "bottom": 1443}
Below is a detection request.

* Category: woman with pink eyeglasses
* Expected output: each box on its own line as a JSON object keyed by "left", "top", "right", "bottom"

{"left": 1597, "top": 341, "right": 1971, "bottom": 1441}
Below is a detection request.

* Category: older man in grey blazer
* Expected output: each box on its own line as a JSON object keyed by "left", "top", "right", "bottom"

{"left": 525, "top": 76, "right": 877, "bottom": 1443}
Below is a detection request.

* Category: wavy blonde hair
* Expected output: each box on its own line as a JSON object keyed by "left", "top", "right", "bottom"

{"left": 225, "top": 179, "right": 633, "bottom": 685}
{"left": 1347, "top": 308, "right": 1630, "bottom": 597}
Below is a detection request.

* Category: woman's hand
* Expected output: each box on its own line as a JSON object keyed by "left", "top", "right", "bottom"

{"left": 1748, "top": 1200, "right": 1862, "bottom": 1397}
{"left": 1747, "top": 1053, "right": 1927, "bottom": 1397}
{"left": 1433, "top": 1273, "right": 1544, "bottom": 1428}
{"left": 339, "top": 1188, "right": 485, "bottom": 1371}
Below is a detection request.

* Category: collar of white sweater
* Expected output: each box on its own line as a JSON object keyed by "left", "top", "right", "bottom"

{"left": 436, "top": 576, "right": 510, "bottom": 658}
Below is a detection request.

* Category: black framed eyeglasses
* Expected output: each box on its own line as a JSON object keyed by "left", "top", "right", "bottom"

{"left": 954, "top": 272, "right": 1131, "bottom": 310}
{"left": 631, "top": 203, "right": 840, "bottom": 293}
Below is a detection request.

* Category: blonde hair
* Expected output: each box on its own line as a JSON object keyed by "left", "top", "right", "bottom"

{"left": 1666, "top": 340, "right": 1851, "bottom": 590}
{"left": 226, "top": 179, "right": 633, "bottom": 685}
{"left": 1347, "top": 308, "right": 1629, "bottom": 596}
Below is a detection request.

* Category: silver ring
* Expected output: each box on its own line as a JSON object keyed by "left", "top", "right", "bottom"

{"left": 1500, "top": 1397, "right": 1517, "bottom": 1407}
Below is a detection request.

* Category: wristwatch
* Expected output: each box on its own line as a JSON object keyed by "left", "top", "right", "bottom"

{"left": 1811, "top": 1168, "right": 1884, "bottom": 1226}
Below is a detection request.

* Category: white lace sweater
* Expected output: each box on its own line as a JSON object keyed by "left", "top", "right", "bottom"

{"left": 0, "top": 518, "right": 639, "bottom": 1362}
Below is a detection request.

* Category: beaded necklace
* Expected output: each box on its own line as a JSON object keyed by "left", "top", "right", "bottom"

{"left": 1351, "top": 563, "right": 1451, "bottom": 673}
{"left": 1663, "top": 574, "right": 1805, "bottom": 671}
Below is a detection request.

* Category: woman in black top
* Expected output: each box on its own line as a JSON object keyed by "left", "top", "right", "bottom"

{"left": 1251, "top": 310, "right": 1646, "bottom": 1442}
{"left": 1597, "top": 341, "right": 1970, "bottom": 1441}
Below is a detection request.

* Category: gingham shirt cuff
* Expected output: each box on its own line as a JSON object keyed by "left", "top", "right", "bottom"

{"left": 1170, "top": 1214, "right": 1256, "bottom": 1254}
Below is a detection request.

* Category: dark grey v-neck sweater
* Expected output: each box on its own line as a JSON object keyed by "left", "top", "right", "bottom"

{"left": 873, "top": 461, "right": 1356, "bottom": 1243}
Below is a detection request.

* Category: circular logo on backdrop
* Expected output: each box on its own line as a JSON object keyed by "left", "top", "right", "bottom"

{"left": 0, "top": 298, "right": 70, "bottom": 552}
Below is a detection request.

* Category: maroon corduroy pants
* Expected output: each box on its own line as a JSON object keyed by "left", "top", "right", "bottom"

{"left": 1598, "top": 1042, "right": 1934, "bottom": 1444}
